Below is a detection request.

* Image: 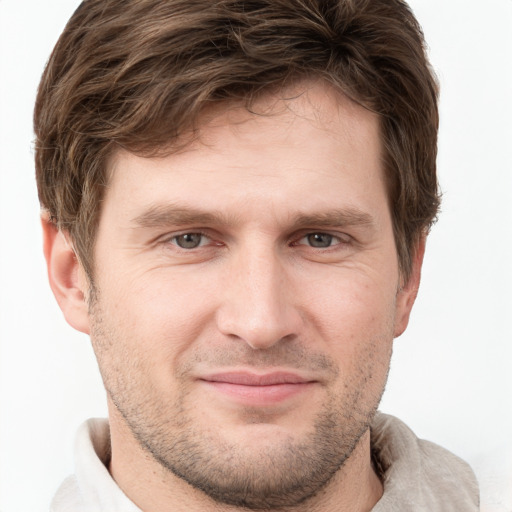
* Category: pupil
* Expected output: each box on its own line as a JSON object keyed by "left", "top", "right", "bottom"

{"left": 177, "top": 233, "right": 202, "bottom": 248}
{"left": 308, "top": 233, "right": 332, "bottom": 248}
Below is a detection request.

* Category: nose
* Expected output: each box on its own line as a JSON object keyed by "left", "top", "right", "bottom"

{"left": 215, "top": 245, "right": 303, "bottom": 350}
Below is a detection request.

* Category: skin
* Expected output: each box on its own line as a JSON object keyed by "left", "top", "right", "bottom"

{"left": 43, "top": 81, "right": 424, "bottom": 512}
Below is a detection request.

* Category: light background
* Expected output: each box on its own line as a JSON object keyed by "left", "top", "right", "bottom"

{"left": 0, "top": 1, "right": 511, "bottom": 511}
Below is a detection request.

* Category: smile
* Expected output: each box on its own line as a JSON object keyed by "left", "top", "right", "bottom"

{"left": 199, "top": 371, "right": 317, "bottom": 405}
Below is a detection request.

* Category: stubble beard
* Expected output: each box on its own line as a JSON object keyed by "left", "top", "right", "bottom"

{"left": 131, "top": 389, "right": 382, "bottom": 510}
{"left": 90, "top": 300, "right": 391, "bottom": 510}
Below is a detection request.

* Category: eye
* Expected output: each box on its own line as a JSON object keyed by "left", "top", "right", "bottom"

{"left": 295, "top": 232, "right": 350, "bottom": 249}
{"left": 306, "top": 233, "right": 334, "bottom": 248}
{"left": 171, "top": 233, "right": 209, "bottom": 249}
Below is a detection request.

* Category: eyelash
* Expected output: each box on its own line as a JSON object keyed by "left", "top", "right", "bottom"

{"left": 293, "top": 232, "right": 351, "bottom": 249}
{"left": 164, "top": 231, "right": 352, "bottom": 251}
{"left": 167, "top": 231, "right": 215, "bottom": 250}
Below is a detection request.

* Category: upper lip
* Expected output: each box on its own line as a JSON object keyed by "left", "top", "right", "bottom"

{"left": 200, "top": 371, "right": 314, "bottom": 386}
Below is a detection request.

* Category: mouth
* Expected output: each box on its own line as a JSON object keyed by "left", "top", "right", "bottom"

{"left": 199, "top": 371, "right": 317, "bottom": 405}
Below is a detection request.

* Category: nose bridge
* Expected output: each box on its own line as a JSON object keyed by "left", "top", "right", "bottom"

{"left": 216, "top": 239, "right": 300, "bottom": 349}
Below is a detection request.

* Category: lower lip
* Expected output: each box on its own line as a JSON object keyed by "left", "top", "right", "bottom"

{"left": 202, "top": 381, "right": 313, "bottom": 405}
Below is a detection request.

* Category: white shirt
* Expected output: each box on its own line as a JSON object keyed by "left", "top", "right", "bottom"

{"left": 51, "top": 412, "right": 479, "bottom": 511}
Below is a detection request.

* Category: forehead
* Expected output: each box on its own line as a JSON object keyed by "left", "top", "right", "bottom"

{"left": 104, "top": 80, "right": 385, "bottom": 223}
{"left": 195, "top": 81, "right": 379, "bottom": 155}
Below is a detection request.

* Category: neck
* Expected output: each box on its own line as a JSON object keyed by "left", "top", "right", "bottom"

{"left": 108, "top": 406, "right": 383, "bottom": 512}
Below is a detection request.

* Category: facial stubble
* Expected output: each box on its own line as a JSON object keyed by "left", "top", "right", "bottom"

{"left": 89, "top": 299, "right": 392, "bottom": 510}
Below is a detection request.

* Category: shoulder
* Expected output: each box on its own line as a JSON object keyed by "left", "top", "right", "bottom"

{"left": 50, "top": 419, "right": 141, "bottom": 512}
{"left": 371, "top": 412, "right": 479, "bottom": 511}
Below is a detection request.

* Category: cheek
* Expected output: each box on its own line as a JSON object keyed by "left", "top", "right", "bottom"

{"left": 100, "top": 270, "right": 218, "bottom": 366}
{"left": 304, "top": 271, "right": 397, "bottom": 363}
{"left": 311, "top": 281, "right": 395, "bottom": 408}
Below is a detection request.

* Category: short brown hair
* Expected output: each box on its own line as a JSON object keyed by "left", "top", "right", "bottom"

{"left": 34, "top": 0, "right": 440, "bottom": 281}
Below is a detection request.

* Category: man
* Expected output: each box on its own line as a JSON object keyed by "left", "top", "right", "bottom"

{"left": 34, "top": 0, "right": 479, "bottom": 510}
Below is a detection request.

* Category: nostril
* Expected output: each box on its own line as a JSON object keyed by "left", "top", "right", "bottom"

{"left": 216, "top": 302, "right": 303, "bottom": 351}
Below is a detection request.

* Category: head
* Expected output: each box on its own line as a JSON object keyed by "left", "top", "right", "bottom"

{"left": 35, "top": 0, "right": 439, "bottom": 284}
{"left": 36, "top": 1, "right": 440, "bottom": 509}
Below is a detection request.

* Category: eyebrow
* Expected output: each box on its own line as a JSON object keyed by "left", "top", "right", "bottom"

{"left": 289, "top": 209, "right": 375, "bottom": 230}
{"left": 131, "top": 203, "right": 375, "bottom": 231}
{"left": 131, "top": 203, "right": 239, "bottom": 228}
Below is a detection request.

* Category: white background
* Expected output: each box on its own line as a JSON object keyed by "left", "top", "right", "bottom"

{"left": 0, "top": 1, "right": 511, "bottom": 511}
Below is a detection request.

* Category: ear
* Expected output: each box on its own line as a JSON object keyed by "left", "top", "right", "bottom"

{"left": 394, "top": 235, "right": 426, "bottom": 338}
{"left": 42, "top": 214, "right": 90, "bottom": 334}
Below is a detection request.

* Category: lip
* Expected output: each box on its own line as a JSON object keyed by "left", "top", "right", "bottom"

{"left": 199, "top": 371, "right": 316, "bottom": 405}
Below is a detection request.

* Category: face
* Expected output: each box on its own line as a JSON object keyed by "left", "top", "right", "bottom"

{"left": 86, "top": 82, "right": 415, "bottom": 509}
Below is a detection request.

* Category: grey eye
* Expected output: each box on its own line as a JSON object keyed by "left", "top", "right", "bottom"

{"left": 174, "top": 233, "right": 204, "bottom": 249}
{"left": 307, "top": 233, "right": 333, "bottom": 248}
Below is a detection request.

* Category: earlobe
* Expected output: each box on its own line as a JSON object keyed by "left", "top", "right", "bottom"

{"left": 394, "top": 236, "right": 426, "bottom": 338}
{"left": 42, "top": 215, "right": 90, "bottom": 334}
